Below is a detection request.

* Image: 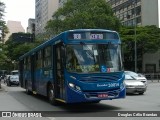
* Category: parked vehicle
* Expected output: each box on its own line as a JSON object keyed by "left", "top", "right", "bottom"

{"left": 4, "top": 75, "right": 11, "bottom": 83}
{"left": 125, "top": 71, "right": 147, "bottom": 86}
{"left": 6, "top": 75, "right": 19, "bottom": 86}
{"left": 124, "top": 74, "right": 147, "bottom": 95}
{"left": 11, "top": 70, "right": 19, "bottom": 75}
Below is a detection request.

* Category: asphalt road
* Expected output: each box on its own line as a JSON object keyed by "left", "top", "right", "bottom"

{"left": 0, "top": 81, "right": 160, "bottom": 120}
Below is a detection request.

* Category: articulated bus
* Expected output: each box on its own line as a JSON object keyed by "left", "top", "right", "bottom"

{"left": 19, "top": 29, "right": 126, "bottom": 105}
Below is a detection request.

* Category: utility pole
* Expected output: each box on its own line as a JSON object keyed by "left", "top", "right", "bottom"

{"left": 133, "top": 0, "right": 137, "bottom": 73}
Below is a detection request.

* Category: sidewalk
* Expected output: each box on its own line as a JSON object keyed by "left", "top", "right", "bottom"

{"left": 0, "top": 83, "right": 5, "bottom": 92}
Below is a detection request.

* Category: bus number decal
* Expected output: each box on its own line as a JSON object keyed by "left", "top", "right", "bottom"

{"left": 97, "top": 83, "right": 119, "bottom": 88}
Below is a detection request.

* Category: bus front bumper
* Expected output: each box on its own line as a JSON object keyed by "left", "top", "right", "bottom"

{"left": 66, "top": 86, "right": 126, "bottom": 103}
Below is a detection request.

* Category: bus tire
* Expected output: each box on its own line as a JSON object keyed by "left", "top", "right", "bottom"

{"left": 25, "top": 81, "right": 32, "bottom": 95}
{"left": 48, "top": 85, "right": 58, "bottom": 105}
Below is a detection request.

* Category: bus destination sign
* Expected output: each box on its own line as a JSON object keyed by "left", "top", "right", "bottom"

{"left": 90, "top": 34, "right": 103, "bottom": 39}
{"left": 68, "top": 31, "right": 118, "bottom": 40}
{"left": 73, "top": 33, "right": 103, "bottom": 40}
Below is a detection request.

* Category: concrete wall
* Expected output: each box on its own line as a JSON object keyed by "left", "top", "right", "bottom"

{"left": 141, "top": 0, "right": 159, "bottom": 27}
{"left": 143, "top": 50, "right": 160, "bottom": 72}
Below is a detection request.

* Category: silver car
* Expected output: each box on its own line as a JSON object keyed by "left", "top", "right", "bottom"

{"left": 125, "top": 71, "right": 147, "bottom": 86}
{"left": 124, "top": 74, "right": 147, "bottom": 95}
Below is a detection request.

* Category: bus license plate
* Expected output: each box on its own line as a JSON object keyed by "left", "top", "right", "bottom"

{"left": 98, "top": 93, "right": 108, "bottom": 98}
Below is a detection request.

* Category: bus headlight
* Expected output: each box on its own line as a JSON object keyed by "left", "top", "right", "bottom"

{"left": 69, "top": 83, "right": 75, "bottom": 88}
{"left": 68, "top": 83, "right": 81, "bottom": 91}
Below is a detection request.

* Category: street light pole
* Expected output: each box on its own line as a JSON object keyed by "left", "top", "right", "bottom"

{"left": 133, "top": 0, "right": 137, "bottom": 73}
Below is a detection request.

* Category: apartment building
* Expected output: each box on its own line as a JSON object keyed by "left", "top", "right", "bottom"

{"left": 107, "top": 0, "right": 160, "bottom": 73}
{"left": 107, "top": 0, "right": 159, "bottom": 27}
{"left": 4, "top": 20, "right": 25, "bottom": 42}
{"left": 35, "top": 0, "right": 59, "bottom": 34}
{"left": 27, "top": 18, "right": 35, "bottom": 34}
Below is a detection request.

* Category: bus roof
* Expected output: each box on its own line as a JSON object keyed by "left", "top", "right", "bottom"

{"left": 19, "top": 29, "right": 119, "bottom": 60}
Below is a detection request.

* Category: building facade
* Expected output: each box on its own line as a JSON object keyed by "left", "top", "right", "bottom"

{"left": 106, "top": 0, "right": 159, "bottom": 27}
{"left": 143, "top": 51, "right": 160, "bottom": 73}
{"left": 107, "top": 0, "right": 160, "bottom": 73}
{"left": 27, "top": 18, "right": 35, "bottom": 34}
{"left": 4, "top": 20, "right": 25, "bottom": 42}
{"left": 35, "top": 0, "right": 59, "bottom": 34}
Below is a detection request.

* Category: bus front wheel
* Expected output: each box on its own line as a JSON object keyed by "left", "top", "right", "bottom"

{"left": 48, "top": 85, "right": 58, "bottom": 105}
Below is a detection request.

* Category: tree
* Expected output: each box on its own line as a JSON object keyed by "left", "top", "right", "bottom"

{"left": 2, "top": 33, "right": 37, "bottom": 70}
{"left": 120, "top": 25, "right": 160, "bottom": 72}
{"left": 0, "top": 1, "right": 8, "bottom": 42}
{"left": 0, "top": 2, "right": 9, "bottom": 70}
{"left": 45, "top": 0, "right": 121, "bottom": 36}
{"left": 5, "top": 33, "right": 37, "bottom": 60}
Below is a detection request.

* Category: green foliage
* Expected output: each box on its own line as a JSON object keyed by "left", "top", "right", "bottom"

{"left": 45, "top": 0, "right": 121, "bottom": 36}
{"left": 120, "top": 25, "right": 160, "bottom": 71}
{"left": 0, "top": 33, "right": 37, "bottom": 71}
{"left": 0, "top": 2, "right": 9, "bottom": 70}
{"left": 5, "top": 38, "right": 36, "bottom": 61}
{"left": 0, "top": 2, "right": 8, "bottom": 42}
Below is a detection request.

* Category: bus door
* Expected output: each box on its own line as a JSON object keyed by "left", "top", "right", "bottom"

{"left": 54, "top": 42, "right": 65, "bottom": 99}
{"left": 31, "top": 55, "right": 36, "bottom": 92}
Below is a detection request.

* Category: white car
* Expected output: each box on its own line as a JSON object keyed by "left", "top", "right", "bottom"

{"left": 124, "top": 74, "right": 147, "bottom": 94}
{"left": 125, "top": 71, "right": 147, "bottom": 86}
{"left": 7, "top": 75, "right": 19, "bottom": 86}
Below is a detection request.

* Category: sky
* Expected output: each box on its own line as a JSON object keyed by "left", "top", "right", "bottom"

{"left": 1, "top": 0, "right": 160, "bottom": 29}
{"left": 1, "top": 0, "right": 35, "bottom": 30}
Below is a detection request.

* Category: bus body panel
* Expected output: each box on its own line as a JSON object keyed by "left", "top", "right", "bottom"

{"left": 66, "top": 85, "right": 126, "bottom": 103}
{"left": 64, "top": 71, "right": 125, "bottom": 103}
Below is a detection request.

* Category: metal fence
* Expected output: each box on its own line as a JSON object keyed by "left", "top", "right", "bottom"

{"left": 144, "top": 73, "right": 160, "bottom": 82}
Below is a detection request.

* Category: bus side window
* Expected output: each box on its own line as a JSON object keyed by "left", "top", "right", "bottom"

{"left": 56, "top": 47, "right": 61, "bottom": 79}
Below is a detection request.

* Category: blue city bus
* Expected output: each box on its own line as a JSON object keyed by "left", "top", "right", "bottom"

{"left": 19, "top": 29, "right": 126, "bottom": 105}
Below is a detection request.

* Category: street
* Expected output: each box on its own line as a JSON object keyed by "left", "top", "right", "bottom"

{"left": 0, "top": 81, "right": 160, "bottom": 120}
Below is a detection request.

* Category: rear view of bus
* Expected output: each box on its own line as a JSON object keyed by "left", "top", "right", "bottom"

{"left": 64, "top": 29, "right": 126, "bottom": 103}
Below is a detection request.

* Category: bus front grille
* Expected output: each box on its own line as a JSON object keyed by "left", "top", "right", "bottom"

{"left": 79, "top": 75, "right": 121, "bottom": 83}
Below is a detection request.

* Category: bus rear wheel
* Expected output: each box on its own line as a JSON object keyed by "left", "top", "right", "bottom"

{"left": 48, "top": 85, "right": 58, "bottom": 105}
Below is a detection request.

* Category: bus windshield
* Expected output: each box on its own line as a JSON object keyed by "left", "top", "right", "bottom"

{"left": 66, "top": 44, "right": 122, "bottom": 73}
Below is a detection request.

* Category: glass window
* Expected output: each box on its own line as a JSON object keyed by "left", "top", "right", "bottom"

{"left": 66, "top": 44, "right": 122, "bottom": 73}
{"left": 36, "top": 50, "right": 43, "bottom": 68}
{"left": 44, "top": 46, "right": 51, "bottom": 67}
